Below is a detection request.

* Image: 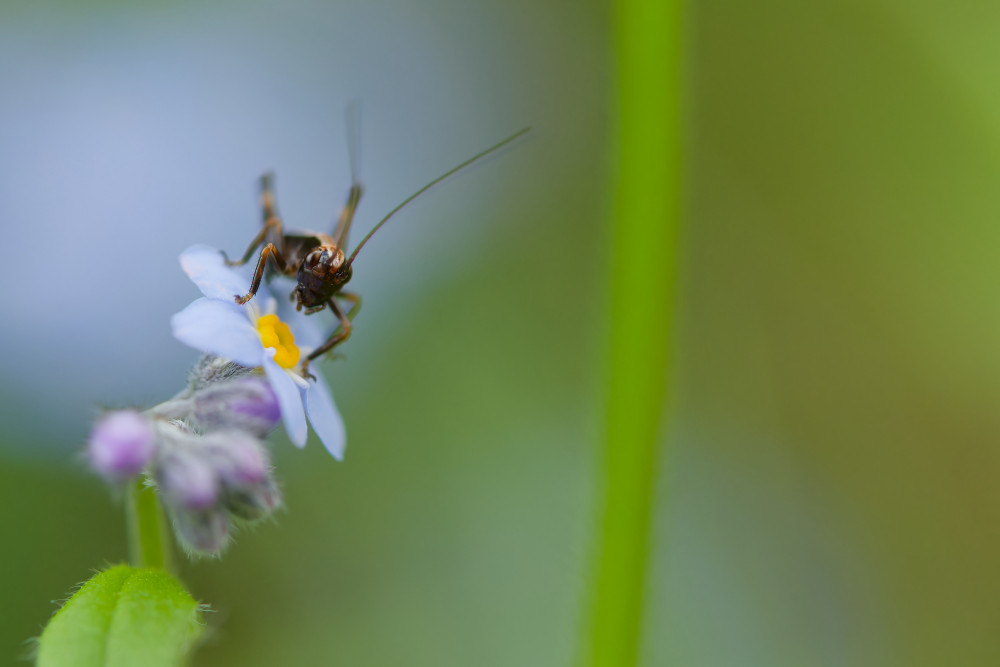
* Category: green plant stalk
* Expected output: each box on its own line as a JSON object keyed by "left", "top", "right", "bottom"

{"left": 126, "top": 477, "right": 173, "bottom": 572}
{"left": 584, "top": 0, "right": 684, "bottom": 664}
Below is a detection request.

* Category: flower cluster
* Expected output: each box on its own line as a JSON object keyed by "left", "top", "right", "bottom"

{"left": 87, "top": 246, "right": 347, "bottom": 555}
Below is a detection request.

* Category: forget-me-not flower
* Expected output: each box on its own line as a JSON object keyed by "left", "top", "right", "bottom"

{"left": 171, "top": 244, "right": 346, "bottom": 460}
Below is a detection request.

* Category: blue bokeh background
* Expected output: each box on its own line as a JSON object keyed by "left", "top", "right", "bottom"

{"left": 4, "top": 1, "right": 1000, "bottom": 665}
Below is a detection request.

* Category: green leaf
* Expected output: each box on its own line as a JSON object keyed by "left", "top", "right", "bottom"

{"left": 36, "top": 565, "right": 204, "bottom": 667}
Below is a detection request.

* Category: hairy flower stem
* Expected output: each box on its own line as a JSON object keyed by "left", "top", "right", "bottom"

{"left": 126, "top": 477, "right": 174, "bottom": 572}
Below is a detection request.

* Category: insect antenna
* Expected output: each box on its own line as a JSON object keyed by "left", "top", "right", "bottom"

{"left": 345, "top": 127, "right": 531, "bottom": 268}
{"left": 333, "top": 102, "right": 364, "bottom": 249}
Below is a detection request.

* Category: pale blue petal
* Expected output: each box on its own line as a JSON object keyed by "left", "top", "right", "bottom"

{"left": 171, "top": 298, "right": 263, "bottom": 367}
{"left": 304, "top": 369, "right": 346, "bottom": 460}
{"left": 180, "top": 244, "right": 254, "bottom": 300}
{"left": 263, "top": 352, "right": 308, "bottom": 448}
{"left": 265, "top": 274, "right": 299, "bottom": 309}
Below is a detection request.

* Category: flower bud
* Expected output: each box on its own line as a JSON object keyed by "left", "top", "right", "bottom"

{"left": 202, "top": 431, "right": 271, "bottom": 488}
{"left": 188, "top": 355, "right": 253, "bottom": 390}
{"left": 171, "top": 508, "right": 230, "bottom": 555}
{"left": 88, "top": 410, "right": 155, "bottom": 482}
{"left": 155, "top": 447, "right": 219, "bottom": 510}
{"left": 225, "top": 477, "right": 283, "bottom": 521}
{"left": 191, "top": 377, "right": 281, "bottom": 437}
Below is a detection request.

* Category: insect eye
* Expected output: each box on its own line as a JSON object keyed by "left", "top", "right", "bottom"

{"left": 304, "top": 249, "right": 325, "bottom": 269}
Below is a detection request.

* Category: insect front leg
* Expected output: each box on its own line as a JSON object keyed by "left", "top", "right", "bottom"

{"left": 336, "top": 291, "right": 362, "bottom": 322}
{"left": 300, "top": 293, "right": 361, "bottom": 378}
{"left": 234, "top": 243, "right": 289, "bottom": 305}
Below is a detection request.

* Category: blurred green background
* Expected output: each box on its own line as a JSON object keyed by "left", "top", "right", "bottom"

{"left": 3, "top": 0, "right": 1000, "bottom": 665}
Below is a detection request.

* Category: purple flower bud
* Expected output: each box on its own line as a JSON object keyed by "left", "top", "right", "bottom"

{"left": 202, "top": 431, "right": 270, "bottom": 488}
{"left": 225, "top": 477, "right": 283, "bottom": 521}
{"left": 155, "top": 450, "right": 219, "bottom": 510}
{"left": 171, "top": 508, "right": 230, "bottom": 555}
{"left": 88, "top": 410, "right": 155, "bottom": 482}
{"left": 191, "top": 377, "right": 281, "bottom": 437}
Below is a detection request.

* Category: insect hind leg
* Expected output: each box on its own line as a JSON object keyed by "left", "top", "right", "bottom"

{"left": 225, "top": 172, "right": 287, "bottom": 266}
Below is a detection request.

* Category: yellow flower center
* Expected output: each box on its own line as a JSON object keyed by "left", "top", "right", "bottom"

{"left": 255, "top": 313, "right": 300, "bottom": 369}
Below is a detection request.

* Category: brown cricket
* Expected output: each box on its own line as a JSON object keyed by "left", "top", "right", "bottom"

{"left": 224, "top": 127, "right": 530, "bottom": 378}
